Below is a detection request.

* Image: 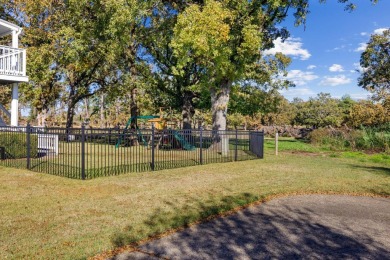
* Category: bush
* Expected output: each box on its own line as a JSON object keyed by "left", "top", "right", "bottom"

{"left": 309, "top": 128, "right": 350, "bottom": 150}
{"left": 0, "top": 132, "right": 38, "bottom": 159}
{"left": 309, "top": 127, "right": 390, "bottom": 153}
{"left": 354, "top": 127, "right": 390, "bottom": 152}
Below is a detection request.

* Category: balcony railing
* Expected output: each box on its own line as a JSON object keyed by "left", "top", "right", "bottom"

{"left": 0, "top": 45, "right": 26, "bottom": 77}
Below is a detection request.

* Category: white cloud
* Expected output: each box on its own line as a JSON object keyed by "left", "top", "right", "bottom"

{"left": 264, "top": 37, "right": 311, "bottom": 60}
{"left": 280, "top": 88, "right": 315, "bottom": 100}
{"left": 285, "top": 70, "right": 319, "bottom": 86}
{"left": 373, "top": 28, "right": 388, "bottom": 35}
{"left": 307, "top": 65, "right": 316, "bottom": 70}
{"left": 320, "top": 75, "right": 352, "bottom": 86}
{"left": 349, "top": 93, "right": 372, "bottom": 100}
{"left": 354, "top": 42, "right": 367, "bottom": 52}
{"left": 329, "top": 64, "right": 344, "bottom": 72}
{"left": 355, "top": 28, "right": 388, "bottom": 52}
{"left": 353, "top": 62, "right": 367, "bottom": 73}
{"left": 360, "top": 32, "right": 368, "bottom": 36}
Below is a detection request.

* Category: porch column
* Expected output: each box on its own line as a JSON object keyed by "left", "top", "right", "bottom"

{"left": 10, "top": 30, "right": 20, "bottom": 126}
{"left": 11, "top": 84, "right": 18, "bottom": 126}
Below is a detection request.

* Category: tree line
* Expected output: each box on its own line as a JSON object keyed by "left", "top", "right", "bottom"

{"left": 228, "top": 93, "right": 389, "bottom": 129}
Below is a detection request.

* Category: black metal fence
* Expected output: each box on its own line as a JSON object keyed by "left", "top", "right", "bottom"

{"left": 0, "top": 125, "right": 264, "bottom": 179}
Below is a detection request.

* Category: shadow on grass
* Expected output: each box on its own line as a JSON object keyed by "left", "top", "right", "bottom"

{"left": 111, "top": 195, "right": 390, "bottom": 259}
{"left": 111, "top": 193, "right": 259, "bottom": 247}
{"left": 351, "top": 165, "right": 390, "bottom": 177}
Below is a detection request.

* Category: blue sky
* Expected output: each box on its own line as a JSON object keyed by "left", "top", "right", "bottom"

{"left": 265, "top": 0, "right": 390, "bottom": 101}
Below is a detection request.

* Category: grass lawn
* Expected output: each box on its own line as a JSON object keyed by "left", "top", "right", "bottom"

{"left": 0, "top": 142, "right": 389, "bottom": 259}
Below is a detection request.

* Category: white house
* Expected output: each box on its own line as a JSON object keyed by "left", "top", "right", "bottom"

{"left": 0, "top": 19, "right": 28, "bottom": 126}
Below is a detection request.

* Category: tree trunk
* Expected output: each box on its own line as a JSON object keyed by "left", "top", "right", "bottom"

{"left": 210, "top": 79, "right": 231, "bottom": 155}
{"left": 211, "top": 80, "right": 230, "bottom": 131}
{"left": 182, "top": 91, "right": 195, "bottom": 130}
{"left": 65, "top": 86, "right": 77, "bottom": 129}
{"left": 37, "top": 108, "right": 48, "bottom": 127}
{"left": 65, "top": 104, "right": 75, "bottom": 129}
{"left": 83, "top": 98, "right": 90, "bottom": 122}
{"left": 115, "top": 100, "right": 121, "bottom": 127}
{"left": 130, "top": 88, "right": 138, "bottom": 129}
{"left": 100, "top": 94, "right": 105, "bottom": 128}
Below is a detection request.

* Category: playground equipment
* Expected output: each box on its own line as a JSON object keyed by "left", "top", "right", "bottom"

{"left": 115, "top": 113, "right": 195, "bottom": 151}
{"left": 172, "top": 130, "right": 196, "bottom": 151}
{"left": 115, "top": 115, "right": 158, "bottom": 148}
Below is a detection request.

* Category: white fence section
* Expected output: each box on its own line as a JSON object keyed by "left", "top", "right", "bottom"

{"left": 0, "top": 45, "right": 26, "bottom": 76}
{"left": 38, "top": 134, "right": 59, "bottom": 155}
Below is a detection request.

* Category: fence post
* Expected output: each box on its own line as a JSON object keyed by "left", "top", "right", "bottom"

{"left": 81, "top": 124, "right": 86, "bottom": 180}
{"left": 275, "top": 132, "right": 279, "bottom": 156}
{"left": 234, "top": 129, "right": 238, "bottom": 161}
{"left": 151, "top": 124, "right": 155, "bottom": 171}
{"left": 26, "top": 123, "right": 31, "bottom": 170}
{"left": 199, "top": 127, "right": 203, "bottom": 165}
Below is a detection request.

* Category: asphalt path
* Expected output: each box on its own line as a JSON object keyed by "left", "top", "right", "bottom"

{"left": 112, "top": 195, "right": 390, "bottom": 259}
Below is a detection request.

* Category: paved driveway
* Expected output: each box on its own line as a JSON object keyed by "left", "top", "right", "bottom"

{"left": 112, "top": 195, "right": 390, "bottom": 259}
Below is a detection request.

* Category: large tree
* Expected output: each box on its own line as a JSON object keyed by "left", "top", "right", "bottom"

{"left": 138, "top": 1, "right": 206, "bottom": 130}
{"left": 3, "top": 0, "right": 149, "bottom": 127}
{"left": 170, "top": 0, "right": 376, "bottom": 134}
{"left": 293, "top": 93, "right": 343, "bottom": 128}
{"left": 358, "top": 28, "right": 390, "bottom": 102}
{"left": 170, "top": 0, "right": 295, "bottom": 143}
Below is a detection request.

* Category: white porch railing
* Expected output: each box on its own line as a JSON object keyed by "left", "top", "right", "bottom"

{"left": 38, "top": 134, "right": 59, "bottom": 156}
{"left": 0, "top": 45, "right": 26, "bottom": 76}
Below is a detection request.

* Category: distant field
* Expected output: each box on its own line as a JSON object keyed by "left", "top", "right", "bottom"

{"left": 0, "top": 140, "right": 389, "bottom": 259}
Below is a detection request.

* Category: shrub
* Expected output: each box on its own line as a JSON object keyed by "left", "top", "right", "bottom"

{"left": 309, "top": 127, "right": 390, "bottom": 153}
{"left": 355, "top": 127, "right": 390, "bottom": 152}
{"left": 0, "top": 132, "right": 38, "bottom": 159}
{"left": 309, "top": 128, "right": 349, "bottom": 150}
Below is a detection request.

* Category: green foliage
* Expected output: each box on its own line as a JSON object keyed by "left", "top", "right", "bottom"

{"left": 309, "top": 127, "right": 390, "bottom": 152}
{"left": 358, "top": 29, "right": 390, "bottom": 101}
{"left": 261, "top": 96, "right": 297, "bottom": 126}
{"left": 227, "top": 112, "right": 245, "bottom": 129}
{"left": 309, "top": 128, "right": 351, "bottom": 150}
{"left": 6, "top": 0, "right": 151, "bottom": 127}
{"left": 1, "top": 0, "right": 382, "bottom": 129}
{"left": 170, "top": 0, "right": 294, "bottom": 130}
{"left": 293, "top": 93, "right": 343, "bottom": 127}
{"left": 0, "top": 133, "right": 38, "bottom": 159}
{"left": 229, "top": 84, "right": 284, "bottom": 117}
{"left": 348, "top": 100, "right": 389, "bottom": 127}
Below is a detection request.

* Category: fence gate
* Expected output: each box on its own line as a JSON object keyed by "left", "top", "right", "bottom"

{"left": 249, "top": 131, "right": 264, "bottom": 158}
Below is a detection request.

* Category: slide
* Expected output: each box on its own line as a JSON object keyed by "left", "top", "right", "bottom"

{"left": 172, "top": 131, "right": 196, "bottom": 151}
{"left": 136, "top": 128, "right": 148, "bottom": 146}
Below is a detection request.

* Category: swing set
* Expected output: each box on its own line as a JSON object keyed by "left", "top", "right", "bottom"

{"left": 115, "top": 109, "right": 195, "bottom": 151}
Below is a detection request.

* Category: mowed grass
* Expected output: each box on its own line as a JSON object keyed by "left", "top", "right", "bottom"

{"left": 265, "top": 137, "right": 326, "bottom": 153}
{"left": 0, "top": 143, "right": 389, "bottom": 259}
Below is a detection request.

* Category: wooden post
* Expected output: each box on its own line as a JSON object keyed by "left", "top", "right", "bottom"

{"left": 275, "top": 132, "right": 279, "bottom": 156}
